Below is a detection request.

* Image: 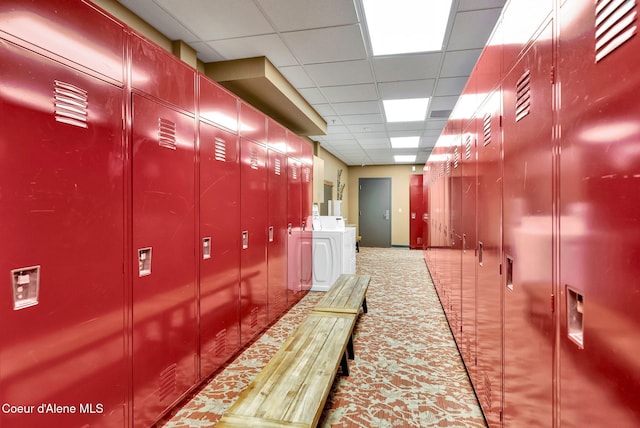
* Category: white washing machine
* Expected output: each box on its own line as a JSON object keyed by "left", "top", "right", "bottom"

{"left": 311, "top": 216, "right": 356, "bottom": 291}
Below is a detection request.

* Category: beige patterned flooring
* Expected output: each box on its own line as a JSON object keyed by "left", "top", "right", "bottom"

{"left": 159, "top": 247, "right": 486, "bottom": 427}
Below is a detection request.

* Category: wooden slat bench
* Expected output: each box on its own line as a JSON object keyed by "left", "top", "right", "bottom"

{"left": 313, "top": 274, "right": 371, "bottom": 316}
{"left": 215, "top": 311, "right": 357, "bottom": 428}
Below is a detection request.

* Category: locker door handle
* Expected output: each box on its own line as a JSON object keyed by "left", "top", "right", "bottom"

{"left": 384, "top": 210, "right": 390, "bottom": 220}
{"left": 242, "top": 231, "right": 249, "bottom": 249}
{"left": 288, "top": 223, "right": 292, "bottom": 235}
{"left": 268, "top": 226, "right": 274, "bottom": 242}
{"left": 202, "top": 237, "right": 211, "bottom": 260}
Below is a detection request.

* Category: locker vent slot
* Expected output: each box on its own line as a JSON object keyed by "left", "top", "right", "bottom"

{"left": 483, "top": 372, "right": 493, "bottom": 412}
{"left": 250, "top": 307, "right": 259, "bottom": 330}
{"left": 158, "top": 118, "right": 177, "bottom": 150}
{"left": 274, "top": 157, "right": 282, "bottom": 175}
{"left": 453, "top": 146, "right": 459, "bottom": 169}
{"left": 515, "top": 70, "right": 531, "bottom": 122}
{"left": 439, "top": 163, "right": 444, "bottom": 177}
{"left": 595, "top": 0, "right": 637, "bottom": 62}
{"left": 465, "top": 136, "right": 472, "bottom": 160}
{"left": 214, "top": 138, "right": 226, "bottom": 162}
{"left": 446, "top": 158, "right": 451, "bottom": 175}
{"left": 54, "top": 80, "right": 88, "bottom": 128}
{"left": 303, "top": 167, "right": 311, "bottom": 183}
{"left": 483, "top": 113, "right": 492, "bottom": 146}
{"left": 158, "top": 363, "right": 177, "bottom": 402}
{"left": 250, "top": 149, "right": 259, "bottom": 170}
{"left": 291, "top": 164, "right": 298, "bottom": 180}
{"left": 214, "top": 329, "right": 227, "bottom": 356}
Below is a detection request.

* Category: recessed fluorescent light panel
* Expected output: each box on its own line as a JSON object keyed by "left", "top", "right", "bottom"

{"left": 390, "top": 136, "right": 420, "bottom": 148}
{"left": 394, "top": 155, "right": 417, "bottom": 163}
{"left": 383, "top": 98, "right": 429, "bottom": 122}
{"left": 362, "top": 0, "right": 453, "bottom": 55}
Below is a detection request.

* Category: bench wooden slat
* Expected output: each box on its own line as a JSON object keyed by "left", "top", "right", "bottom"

{"left": 216, "top": 312, "right": 356, "bottom": 428}
{"left": 313, "top": 274, "right": 370, "bottom": 315}
{"left": 214, "top": 413, "right": 308, "bottom": 427}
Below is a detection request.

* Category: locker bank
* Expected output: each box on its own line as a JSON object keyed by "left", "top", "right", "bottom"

{"left": 2, "top": 0, "right": 640, "bottom": 427}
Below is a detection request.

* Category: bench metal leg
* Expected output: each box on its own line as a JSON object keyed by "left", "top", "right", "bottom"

{"left": 340, "top": 350, "right": 350, "bottom": 376}
{"left": 362, "top": 297, "right": 368, "bottom": 314}
{"left": 347, "top": 334, "right": 354, "bottom": 360}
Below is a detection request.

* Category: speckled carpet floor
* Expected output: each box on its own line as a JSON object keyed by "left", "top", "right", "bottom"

{"left": 159, "top": 247, "right": 486, "bottom": 427}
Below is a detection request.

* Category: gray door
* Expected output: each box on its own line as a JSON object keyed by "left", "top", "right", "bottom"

{"left": 359, "top": 177, "right": 391, "bottom": 247}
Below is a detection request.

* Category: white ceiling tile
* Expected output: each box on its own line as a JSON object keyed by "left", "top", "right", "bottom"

{"left": 386, "top": 122, "right": 426, "bottom": 133}
{"left": 320, "top": 84, "right": 378, "bottom": 103}
{"left": 298, "top": 88, "right": 327, "bottom": 105}
{"left": 339, "top": 113, "right": 384, "bottom": 125}
{"left": 259, "top": 0, "right": 358, "bottom": 32}
{"left": 332, "top": 101, "right": 380, "bottom": 115}
{"left": 118, "top": 0, "right": 201, "bottom": 42}
{"left": 155, "top": 0, "right": 274, "bottom": 40}
{"left": 348, "top": 124, "right": 387, "bottom": 134}
{"left": 282, "top": 25, "right": 366, "bottom": 64}
{"left": 373, "top": 53, "right": 442, "bottom": 81}
{"left": 278, "top": 66, "right": 315, "bottom": 88}
{"left": 188, "top": 41, "right": 225, "bottom": 62}
{"left": 430, "top": 96, "right": 459, "bottom": 110}
{"left": 458, "top": 0, "right": 507, "bottom": 11}
{"left": 206, "top": 34, "right": 297, "bottom": 66}
{"left": 305, "top": 60, "right": 374, "bottom": 86}
{"left": 378, "top": 80, "right": 435, "bottom": 99}
{"left": 440, "top": 49, "right": 483, "bottom": 77}
{"left": 447, "top": 9, "right": 503, "bottom": 50}
{"left": 426, "top": 120, "right": 447, "bottom": 130}
{"left": 434, "top": 77, "right": 469, "bottom": 96}
{"left": 311, "top": 103, "right": 335, "bottom": 116}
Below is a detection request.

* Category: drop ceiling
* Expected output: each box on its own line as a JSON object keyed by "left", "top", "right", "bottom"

{"left": 116, "top": 0, "right": 506, "bottom": 166}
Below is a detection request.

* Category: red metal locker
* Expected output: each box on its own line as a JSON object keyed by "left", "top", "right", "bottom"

{"left": 198, "top": 92, "right": 241, "bottom": 378}
{"left": 267, "top": 148, "right": 289, "bottom": 321}
{"left": 267, "top": 119, "right": 289, "bottom": 321}
{"left": 475, "top": 90, "right": 504, "bottom": 427}
{"left": 131, "top": 94, "right": 197, "bottom": 427}
{"left": 449, "top": 139, "right": 464, "bottom": 346}
{"left": 558, "top": 1, "right": 640, "bottom": 426}
{"left": 0, "top": 0, "right": 124, "bottom": 83}
{"left": 240, "top": 138, "right": 269, "bottom": 344}
{"left": 300, "top": 140, "right": 314, "bottom": 293}
{"left": 409, "top": 174, "right": 424, "bottom": 249}
{"left": 0, "top": 37, "right": 127, "bottom": 428}
{"left": 287, "top": 156, "right": 303, "bottom": 306}
{"left": 501, "top": 24, "right": 554, "bottom": 427}
{"left": 199, "top": 75, "right": 239, "bottom": 133}
{"left": 459, "top": 124, "right": 478, "bottom": 386}
{"left": 239, "top": 102, "right": 267, "bottom": 146}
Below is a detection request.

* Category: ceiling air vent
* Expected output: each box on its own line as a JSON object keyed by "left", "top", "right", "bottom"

{"left": 214, "top": 138, "right": 226, "bottom": 162}
{"left": 596, "top": 0, "right": 637, "bottom": 62}
{"left": 54, "top": 80, "right": 88, "bottom": 128}
{"left": 430, "top": 109, "right": 452, "bottom": 118}
{"left": 158, "top": 118, "right": 177, "bottom": 150}
{"left": 483, "top": 113, "right": 492, "bottom": 146}
{"left": 515, "top": 70, "right": 531, "bottom": 122}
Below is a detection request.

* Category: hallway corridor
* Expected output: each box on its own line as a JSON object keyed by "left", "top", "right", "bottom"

{"left": 160, "top": 248, "right": 486, "bottom": 427}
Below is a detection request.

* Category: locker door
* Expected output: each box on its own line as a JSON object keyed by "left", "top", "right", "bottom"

{"left": 240, "top": 138, "right": 268, "bottom": 344}
{"left": 267, "top": 149, "right": 288, "bottom": 321}
{"left": 287, "top": 157, "right": 303, "bottom": 305}
{"left": 476, "top": 91, "right": 504, "bottom": 427}
{"left": 199, "top": 121, "right": 240, "bottom": 378}
{"left": 131, "top": 94, "right": 197, "bottom": 427}
{"left": 0, "top": 40, "right": 126, "bottom": 428}
{"left": 502, "top": 23, "right": 554, "bottom": 427}
{"left": 460, "top": 129, "right": 478, "bottom": 387}
{"left": 559, "top": 1, "right": 640, "bottom": 426}
{"left": 409, "top": 174, "right": 424, "bottom": 249}
{"left": 300, "top": 152, "right": 313, "bottom": 292}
